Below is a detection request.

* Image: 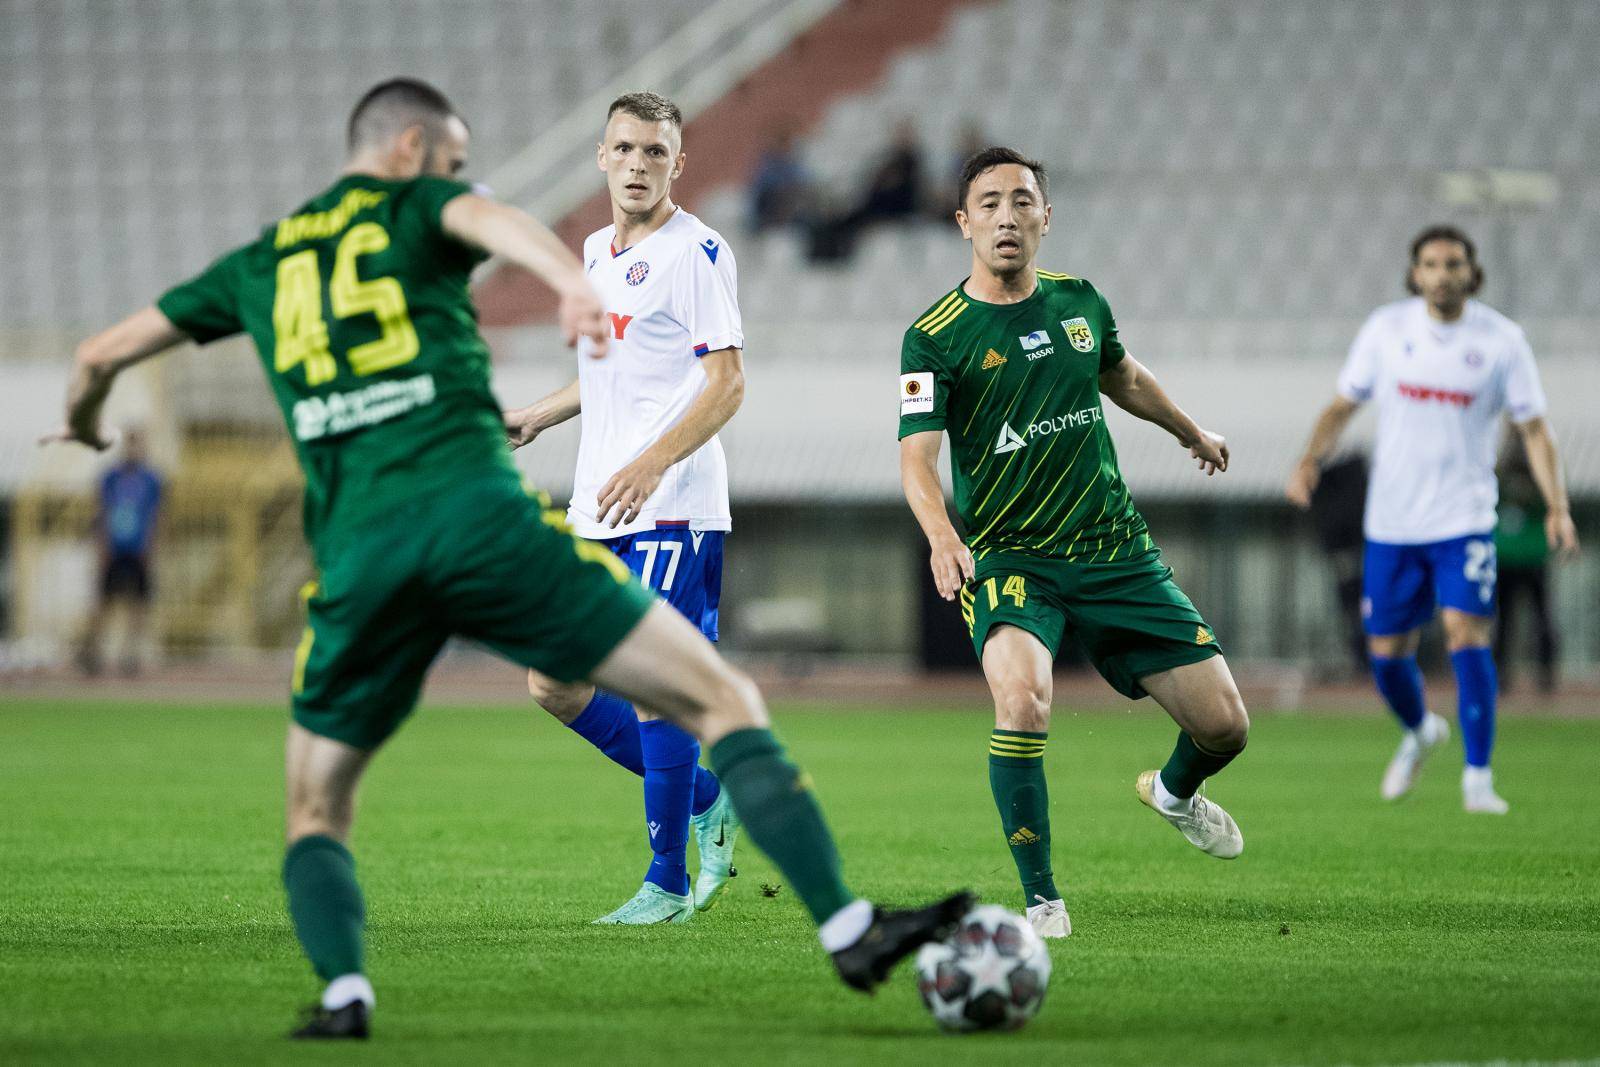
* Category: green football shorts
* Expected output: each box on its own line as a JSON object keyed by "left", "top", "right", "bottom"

{"left": 291, "top": 473, "right": 656, "bottom": 750}
{"left": 961, "top": 543, "right": 1222, "bottom": 699}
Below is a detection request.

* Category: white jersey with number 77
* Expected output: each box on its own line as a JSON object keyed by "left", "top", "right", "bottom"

{"left": 568, "top": 207, "right": 743, "bottom": 540}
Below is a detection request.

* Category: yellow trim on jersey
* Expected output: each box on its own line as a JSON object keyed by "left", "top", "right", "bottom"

{"left": 1036, "top": 269, "right": 1075, "bottom": 280}
{"left": 291, "top": 580, "right": 320, "bottom": 695}
{"left": 923, "top": 299, "right": 969, "bottom": 336}
{"left": 913, "top": 290, "right": 963, "bottom": 331}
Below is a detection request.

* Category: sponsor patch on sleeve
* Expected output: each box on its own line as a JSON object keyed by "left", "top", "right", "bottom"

{"left": 900, "top": 371, "right": 935, "bottom": 414}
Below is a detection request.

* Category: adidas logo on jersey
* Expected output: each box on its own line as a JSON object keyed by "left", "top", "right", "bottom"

{"left": 1008, "top": 827, "right": 1040, "bottom": 846}
{"left": 1196, "top": 626, "right": 1213, "bottom": 645}
{"left": 993, "top": 422, "right": 1028, "bottom": 454}
{"left": 982, "top": 349, "right": 1007, "bottom": 370}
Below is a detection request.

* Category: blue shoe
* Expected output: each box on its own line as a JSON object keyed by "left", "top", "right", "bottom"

{"left": 690, "top": 789, "right": 740, "bottom": 911}
{"left": 592, "top": 882, "right": 693, "bottom": 925}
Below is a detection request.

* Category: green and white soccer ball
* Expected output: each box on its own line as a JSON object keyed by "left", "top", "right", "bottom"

{"left": 915, "top": 904, "right": 1052, "bottom": 1032}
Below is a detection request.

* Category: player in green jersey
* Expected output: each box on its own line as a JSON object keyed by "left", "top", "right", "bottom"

{"left": 899, "top": 148, "right": 1251, "bottom": 937}
{"left": 44, "top": 78, "right": 968, "bottom": 1040}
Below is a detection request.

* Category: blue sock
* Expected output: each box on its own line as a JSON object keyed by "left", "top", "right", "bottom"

{"left": 639, "top": 720, "right": 696, "bottom": 896}
{"left": 1451, "top": 647, "right": 1497, "bottom": 768}
{"left": 565, "top": 691, "right": 644, "bottom": 776}
{"left": 1370, "top": 655, "right": 1427, "bottom": 731}
{"left": 690, "top": 764, "right": 721, "bottom": 817}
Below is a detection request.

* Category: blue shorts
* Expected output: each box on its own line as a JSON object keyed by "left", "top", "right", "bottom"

{"left": 1362, "top": 534, "right": 1497, "bottom": 635}
{"left": 599, "top": 528, "right": 723, "bottom": 642}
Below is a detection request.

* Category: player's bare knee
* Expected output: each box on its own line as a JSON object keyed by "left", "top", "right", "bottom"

{"left": 1367, "top": 632, "right": 1415, "bottom": 659}
{"left": 286, "top": 796, "right": 351, "bottom": 843}
{"left": 1203, "top": 694, "right": 1250, "bottom": 753}
{"left": 995, "top": 682, "right": 1051, "bottom": 733}
{"left": 1442, "top": 611, "right": 1492, "bottom": 653}
{"left": 528, "top": 672, "right": 592, "bottom": 723}
{"left": 707, "top": 665, "right": 768, "bottom": 731}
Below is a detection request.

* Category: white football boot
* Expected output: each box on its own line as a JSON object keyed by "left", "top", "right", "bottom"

{"left": 1136, "top": 770, "right": 1244, "bottom": 859}
{"left": 1381, "top": 712, "right": 1451, "bottom": 801}
{"left": 1026, "top": 895, "right": 1071, "bottom": 939}
{"left": 1462, "top": 766, "right": 1509, "bottom": 815}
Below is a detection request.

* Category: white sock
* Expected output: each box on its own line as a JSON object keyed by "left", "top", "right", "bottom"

{"left": 322, "top": 973, "right": 375, "bottom": 1011}
{"left": 1462, "top": 765, "right": 1492, "bottom": 791}
{"left": 1152, "top": 773, "right": 1194, "bottom": 814}
{"left": 817, "top": 898, "right": 874, "bottom": 953}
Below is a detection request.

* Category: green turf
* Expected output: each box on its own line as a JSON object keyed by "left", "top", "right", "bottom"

{"left": 1, "top": 698, "right": 1597, "bottom": 1065}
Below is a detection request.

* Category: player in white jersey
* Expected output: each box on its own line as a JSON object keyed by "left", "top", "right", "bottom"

{"left": 503, "top": 92, "right": 746, "bottom": 923}
{"left": 1287, "top": 226, "right": 1579, "bottom": 812}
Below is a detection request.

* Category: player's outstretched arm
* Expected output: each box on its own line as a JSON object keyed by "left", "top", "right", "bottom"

{"left": 40, "top": 306, "right": 189, "bottom": 450}
{"left": 1284, "top": 395, "right": 1362, "bottom": 507}
{"left": 900, "top": 431, "right": 972, "bottom": 601}
{"left": 595, "top": 348, "right": 745, "bottom": 527}
{"left": 1099, "top": 355, "right": 1229, "bottom": 476}
{"left": 440, "top": 194, "right": 607, "bottom": 353}
{"left": 1514, "top": 417, "right": 1581, "bottom": 559}
{"left": 503, "top": 378, "right": 580, "bottom": 450}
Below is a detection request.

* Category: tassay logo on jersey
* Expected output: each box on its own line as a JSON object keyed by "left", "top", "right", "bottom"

{"left": 1062, "top": 317, "right": 1095, "bottom": 352}
{"left": 994, "top": 422, "right": 1028, "bottom": 454}
{"left": 982, "top": 349, "right": 1007, "bottom": 370}
{"left": 1019, "top": 330, "right": 1050, "bottom": 351}
{"left": 700, "top": 237, "right": 719, "bottom": 264}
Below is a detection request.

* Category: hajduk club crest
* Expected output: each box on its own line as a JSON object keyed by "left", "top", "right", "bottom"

{"left": 626, "top": 261, "right": 650, "bottom": 286}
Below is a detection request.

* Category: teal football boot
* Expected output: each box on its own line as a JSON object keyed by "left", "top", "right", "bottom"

{"left": 592, "top": 882, "right": 693, "bottom": 925}
{"left": 690, "top": 789, "right": 740, "bottom": 911}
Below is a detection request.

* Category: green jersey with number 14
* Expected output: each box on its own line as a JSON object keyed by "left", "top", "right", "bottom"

{"left": 157, "top": 174, "right": 512, "bottom": 547}
{"left": 897, "top": 270, "right": 1150, "bottom": 563}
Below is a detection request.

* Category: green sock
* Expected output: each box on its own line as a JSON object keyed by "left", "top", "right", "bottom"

{"left": 988, "top": 730, "right": 1058, "bottom": 908}
{"left": 1159, "top": 731, "right": 1245, "bottom": 799}
{"left": 283, "top": 835, "right": 366, "bottom": 981}
{"left": 709, "top": 728, "right": 854, "bottom": 925}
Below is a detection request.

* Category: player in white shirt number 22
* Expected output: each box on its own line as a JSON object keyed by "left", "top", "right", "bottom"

{"left": 1287, "top": 225, "right": 1579, "bottom": 814}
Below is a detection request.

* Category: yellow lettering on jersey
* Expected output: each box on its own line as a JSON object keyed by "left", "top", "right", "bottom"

{"left": 272, "top": 223, "right": 419, "bottom": 386}
{"left": 272, "top": 250, "right": 337, "bottom": 386}
{"left": 1002, "top": 575, "right": 1027, "bottom": 608}
{"left": 981, "top": 348, "right": 1007, "bottom": 370}
{"left": 274, "top": 188, "right": 389, "bottom": 249}
{"left": 332, "top": 222, "right": 420, "bottom": 375}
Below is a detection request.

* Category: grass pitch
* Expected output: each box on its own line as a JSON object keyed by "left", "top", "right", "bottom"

{"left": 1, "top": 697, "right": 1597, "bottom": 1065}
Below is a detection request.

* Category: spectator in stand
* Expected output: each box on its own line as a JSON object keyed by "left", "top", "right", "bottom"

{"left": 78, "top": 428, "right": 162, "bottom": 676}
{"left": 931, "top": 120, "right": 989, "bottom": 219}
{"left": 1493, "top": 426, "right": 1557, "bottom": 693}
{"left": 849, "top": 117, "right": 925, "bottom": 225}
{"left": 748, "top": 125, "right": 812, "bottom": 232}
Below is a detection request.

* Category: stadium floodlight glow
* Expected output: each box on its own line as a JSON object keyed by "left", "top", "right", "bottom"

{"left": 1435, "top": 168, "right": 1559, "bottom": 210}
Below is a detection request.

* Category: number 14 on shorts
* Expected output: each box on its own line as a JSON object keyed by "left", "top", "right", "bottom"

{"left": 982, "top": 576, "right": 1027, "bottom": 609}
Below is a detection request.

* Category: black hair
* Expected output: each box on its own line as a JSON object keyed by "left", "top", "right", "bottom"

{"left": 1405, "top": 224, "right": 1484, "bottom": 295}
{"left": 958, "top": 146, "right": 1048, "bottom": 211}
{"left": 607, "top": 91, "right": 684, "bottom": 129}
{"left": 347, "top": 78, "right": 461, "bottom": 152}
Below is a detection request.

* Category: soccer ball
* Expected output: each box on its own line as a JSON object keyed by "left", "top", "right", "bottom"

{"left": 915, "top": 904, "right": 1052, "bottom": 1032}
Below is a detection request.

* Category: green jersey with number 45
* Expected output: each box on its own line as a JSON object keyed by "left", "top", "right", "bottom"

{"left": 157, "top": 174, "right": 511, "bottom": 546}
{"left": 898, "top": 270, "right": 1150, "bottom": 563}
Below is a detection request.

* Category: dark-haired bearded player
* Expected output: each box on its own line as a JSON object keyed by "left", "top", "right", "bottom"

{"left": 1288, "top": 226, "right": 1579, "bottom": 814}
{"left": 899, "top": 147, "right": 1251, "bottom": 940}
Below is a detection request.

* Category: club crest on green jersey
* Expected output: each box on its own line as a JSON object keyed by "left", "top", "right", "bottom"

{"left": 1062, "top": 317, "right": 1095, "bottom": 352}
